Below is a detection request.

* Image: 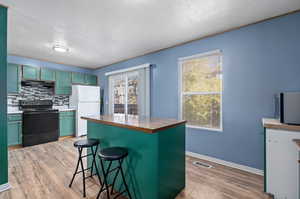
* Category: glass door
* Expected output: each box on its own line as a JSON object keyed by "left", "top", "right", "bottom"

{"left": 111, "top": 74, "right": 126, "bottom": 116}
{"left": 127, "top": 71, "right": 139, "bottom": 117}
{"left": 110, "top": 71, "right": 139, "bottom": 117}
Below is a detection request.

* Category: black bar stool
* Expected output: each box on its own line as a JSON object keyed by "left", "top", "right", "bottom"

{"left": 97, "top": 147, "right": 132, "bottom": 199}
{"left": 69, "top": 138, "right": 102, "bottom": 197}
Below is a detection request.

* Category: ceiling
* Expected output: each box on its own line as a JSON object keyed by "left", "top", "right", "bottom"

{"left": 1, "top": 0, "right": 300, "bottom": 69}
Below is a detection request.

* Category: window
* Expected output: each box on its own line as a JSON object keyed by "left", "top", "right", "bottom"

{"left": 179, "top": 50, "right": 222, "bottom": 131}
{"left": 107, "top": 64, "right": 150, "bottom": 117}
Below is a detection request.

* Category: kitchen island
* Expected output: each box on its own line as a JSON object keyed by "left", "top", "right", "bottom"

{"left": 82, "top": 115, "right": 186, "bottom": 199}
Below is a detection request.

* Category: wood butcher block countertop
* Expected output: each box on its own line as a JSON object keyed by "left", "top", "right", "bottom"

{"left": 81, "top": 115, "right": 187, "bottom": 133}
{"left": 262, "top": 118, "right": 300, "bottom": 132}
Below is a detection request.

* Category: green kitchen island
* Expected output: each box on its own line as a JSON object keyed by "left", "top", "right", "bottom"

{"left": 82, "top": 115, "right": 186, "bottom": 199}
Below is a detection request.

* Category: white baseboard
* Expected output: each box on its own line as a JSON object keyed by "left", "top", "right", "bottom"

{"left": 186, "top": 151, "right": 264, "bottom": 176}
{"left": 0, "top": 183, "right": 11, "bottom": 193}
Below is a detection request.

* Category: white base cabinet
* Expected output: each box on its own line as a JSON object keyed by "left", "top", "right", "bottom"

{"left": 265, "top": 128, "right": 300, "bottom": 199}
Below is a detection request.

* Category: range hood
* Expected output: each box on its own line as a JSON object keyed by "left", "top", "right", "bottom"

{"left": 21, "top": 80, "right": 54, "bottom": 88}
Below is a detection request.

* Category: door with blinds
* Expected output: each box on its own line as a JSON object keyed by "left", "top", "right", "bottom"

{"left": 108, "top": 65, "right": 150, "bottom": 118}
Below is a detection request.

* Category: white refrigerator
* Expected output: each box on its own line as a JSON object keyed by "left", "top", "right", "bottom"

{"left": 70, "top": 85, "right": 100, "bottom": 137}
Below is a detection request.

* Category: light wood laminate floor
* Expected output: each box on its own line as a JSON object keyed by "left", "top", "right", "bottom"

{"left": 0, "top": 138, "right": 271, "bottom": 199}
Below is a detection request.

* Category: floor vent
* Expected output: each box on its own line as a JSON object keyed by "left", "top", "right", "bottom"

{"left": 193, "top": 161, "right": 213, "bottom": 169}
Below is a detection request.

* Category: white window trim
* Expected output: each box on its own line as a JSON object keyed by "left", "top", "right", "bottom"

{"left": 105, "top": 63, "right": 150, "bottom": 76}
{"left": 178, "top": 49, "right": 223, "bottom": 132}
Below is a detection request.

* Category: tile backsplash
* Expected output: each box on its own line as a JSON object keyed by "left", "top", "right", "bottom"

{"left": 8, "top": 82, "right": 69, "bottom": 108}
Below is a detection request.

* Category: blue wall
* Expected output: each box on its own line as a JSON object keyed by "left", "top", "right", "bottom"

{"left": 94, "top": 12, "right": 300, "bottom": 170}
{"left": 8, "top": 55, "right": 93, "bottom": 74}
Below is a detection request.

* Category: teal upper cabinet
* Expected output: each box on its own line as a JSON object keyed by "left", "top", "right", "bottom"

{"left": 40, "top": 68, "right": 56, "bottom": 81}
{"left": 72, "top": 72, "right": 85, "bottom": 84}
{"left": 55, "top": 70, "right": 72, "bottom": 95}
{"left": 9, "top": 63, "right": 96, "bottom": 95}
{"left": 85, "top": 74, "right": 98, "bottom": 85}
{"left": 22, "top": 65, "right": 40, "bottom": 80}
{"left": 7, "top": 63, "right": 20, "bottom": 93}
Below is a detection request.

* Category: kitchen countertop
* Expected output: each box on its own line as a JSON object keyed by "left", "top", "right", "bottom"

{"left": 56, "top": 108, "right": 76, "bottom": 112}
{"left": 53, "top": 106, "right": 76, "bottom": 112}
{"left": 263, "top": 118, "right": 300, "bottom": 132}
{"left": 81, "top": 114, "right": 186, "bottom": 133}
{"left": 7, "top": 107, "right": 75, "bottom": 114}
{"left": 7, "top": 107, "right": 22, "bottom": 114}
{"left": 7, "top": 110, "right": 23, "bottom": 114}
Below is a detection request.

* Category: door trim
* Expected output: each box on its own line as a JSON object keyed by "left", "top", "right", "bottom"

{"left": 0, "top": 183, "right": 11, "bottom": 193}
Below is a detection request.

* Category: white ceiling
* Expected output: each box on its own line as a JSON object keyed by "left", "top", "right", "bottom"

{"left": 1, "top": 0, "right": 300, "bottom": 69}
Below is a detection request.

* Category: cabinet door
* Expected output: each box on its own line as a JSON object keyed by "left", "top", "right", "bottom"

{"left": 41, "top": 68, "right": 56, "bottom": 81}
{"left": 7, "top": 63, "right": 19, "bottom": 93}
{"left": 7, "top": 121, "right": 21, "bottom": 146}
{"left": 85, "top": 74, "right": 97, "bottom": 85}
{"left": 72, "top": 72, "right": 85, "bottom": 84}
{"left": 55, "top": 71, "right": 72, "bottom": 95}
{"left": 22, "top": 65, "right": 40, "bottom": 80}
{"left": 59, "top": 114, "right": 75, "bottom": 137}
{"left": 266, "top": 129, "right": 300, "bottom": 199}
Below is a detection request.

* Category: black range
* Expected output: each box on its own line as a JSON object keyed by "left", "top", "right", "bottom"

{"left": 20, "top": 100, "right": 59, "bottom": 147}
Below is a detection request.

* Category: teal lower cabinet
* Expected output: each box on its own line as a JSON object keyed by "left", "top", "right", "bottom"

{"left": 86, "top": 118, "right": 186, "bottom": 199}
{"left": 7, "top": 114, "right": 22, "bottom": 146}
{"left": 59, "top": 111, "right": 75, "bottom": 137}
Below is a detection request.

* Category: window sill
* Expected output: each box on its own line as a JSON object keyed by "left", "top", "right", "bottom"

{"left": 186, "top": 125, "right": 223, "bottom": 132}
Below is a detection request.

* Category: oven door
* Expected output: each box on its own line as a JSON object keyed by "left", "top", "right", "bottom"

{"left": 22, "top": 111, "right": 59, "bottom": 147}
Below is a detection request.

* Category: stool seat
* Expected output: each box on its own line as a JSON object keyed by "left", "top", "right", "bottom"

{"left": 99, "top": 147, "right": 128, "bottom": 161}
{"left": 74, "top": 139, "right": 99, "bottom": 148}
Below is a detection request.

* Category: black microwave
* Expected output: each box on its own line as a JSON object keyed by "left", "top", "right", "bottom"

{"left": 278, "top": 92, "right": 300, "bottom": 125}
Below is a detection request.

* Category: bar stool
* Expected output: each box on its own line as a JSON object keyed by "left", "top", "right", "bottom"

{"left": 97, "top": 147, "right": 132, "bottom": 199}
{"left": 69, "top": 139, "right": 102, "bottom": 197}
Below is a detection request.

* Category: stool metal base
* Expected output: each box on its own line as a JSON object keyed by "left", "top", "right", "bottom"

{"left": 97, "top": 158, "right": 132, "bottom": 199}
{"left": 69, "top": 144, "right": 102, "bottom": 197}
